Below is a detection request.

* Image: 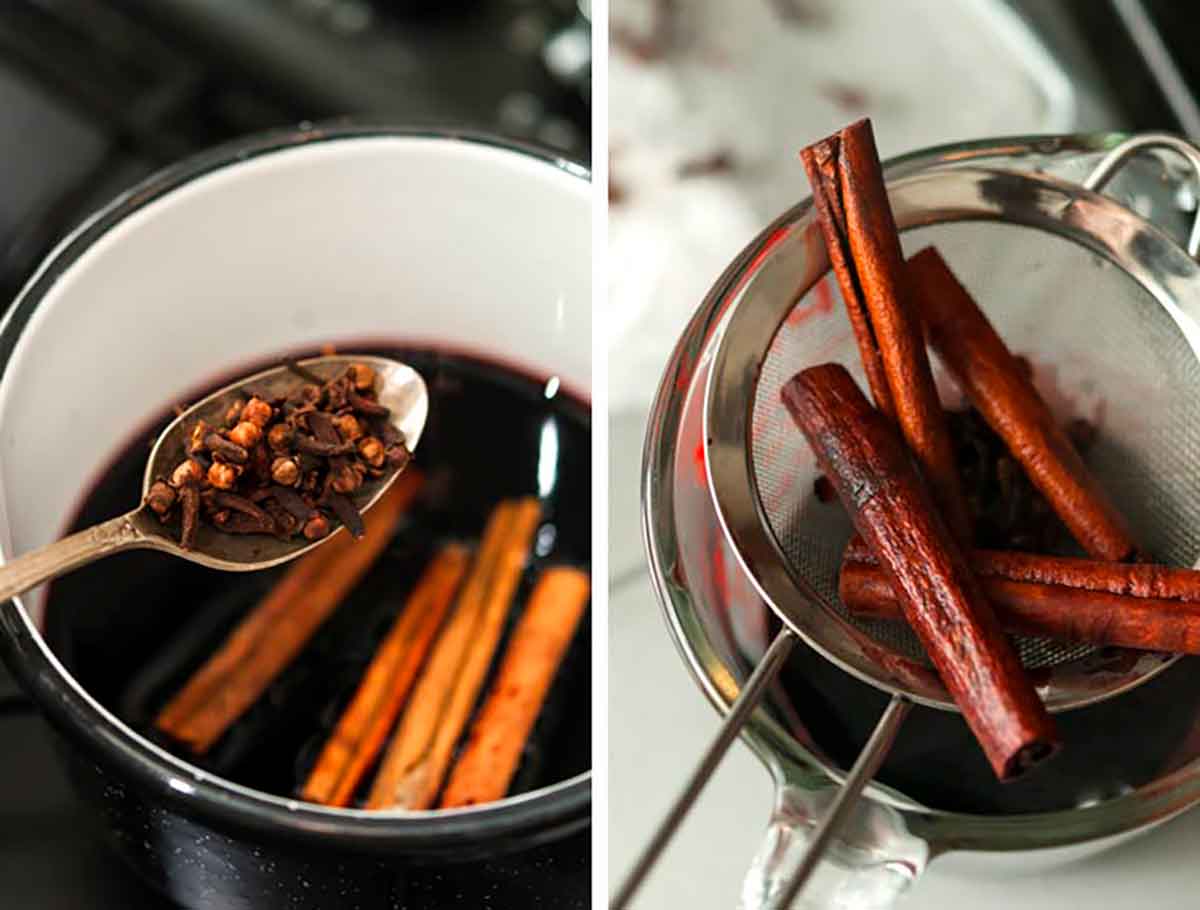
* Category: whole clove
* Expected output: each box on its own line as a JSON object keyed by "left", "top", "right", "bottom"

{"left": 204, "top": 433, "right": 249, "bottom": 465}
{"left": 294, "top": 434, "right": 356, "bottom": 458}
{"left": 148, "top": 362, "right": 403, "bottom": 550}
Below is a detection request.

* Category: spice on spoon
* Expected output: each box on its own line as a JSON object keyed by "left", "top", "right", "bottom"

{"left": 145, "top": 362, "right": 409, "bottom": 549}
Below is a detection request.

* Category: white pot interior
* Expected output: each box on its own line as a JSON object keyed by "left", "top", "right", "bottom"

{"left": 0, "top": 135, "right": 591, "bottom": 628}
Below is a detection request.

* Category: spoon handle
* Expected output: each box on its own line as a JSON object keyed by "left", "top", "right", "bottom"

{"left": 0, "top": 511, "right": 148, "bottom": 604}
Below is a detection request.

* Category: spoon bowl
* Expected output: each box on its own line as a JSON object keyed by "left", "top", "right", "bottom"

{"left": 0, "top": 354, "right": 428, "bottom": 599}
{"left": 141, "top": 354, "right": 428, "bottom": 570}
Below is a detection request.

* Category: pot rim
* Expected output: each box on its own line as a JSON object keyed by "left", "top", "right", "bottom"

{"left": 0, "top": 123, "right": 591, "bottom": 848}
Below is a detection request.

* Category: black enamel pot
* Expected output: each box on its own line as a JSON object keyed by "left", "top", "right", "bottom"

{"left": 0, "top": 126, "right": 591, "bottom": 909}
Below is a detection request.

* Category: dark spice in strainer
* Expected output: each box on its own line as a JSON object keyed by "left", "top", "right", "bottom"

{"left": 144, "top": 362, "right": 409, "bottom": 549}
{"left": 908, "top": 246, "right": 1138, "bottom": 562}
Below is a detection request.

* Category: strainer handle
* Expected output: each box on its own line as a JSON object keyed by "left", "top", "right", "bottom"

{"left": 1083, "top": 133, "right": 1200, "bottom": 259}
{"left": 741, "top": 695, "right": 918, "bottom": 910}
{"left": 610, "top": 629, "right": 797, "bottom": 910}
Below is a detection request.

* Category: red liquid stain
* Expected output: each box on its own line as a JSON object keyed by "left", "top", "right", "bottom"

{"left": 692, "top": 439, "right": 707, "bottom": 487}
{"left": 712, "top": 536, "right": 730, "bottom": 601}
{"left": 786, "top": 275, "right": 836, "bottom": 327}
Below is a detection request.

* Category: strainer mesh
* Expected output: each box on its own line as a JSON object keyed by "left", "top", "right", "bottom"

{"left": 751, "top": 221, "right": 1200, "bottom": 669}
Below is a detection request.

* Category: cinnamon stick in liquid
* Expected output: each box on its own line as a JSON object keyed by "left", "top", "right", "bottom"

{"left": 800, "top": 119, "right": 971, "bottom": 540}
{"left": 440, "top": 566, "right": 590, "bottom": 808}
{"left": 155, "top": 469, "right": 423, "bottom": 753}
{"left": 300, "top": 544, "right": 470, "bottom": 807}
{"left": 907, "top": 246, "right": 1137, "bottom": 561}
{"left": 365, "top": 497, "right": 542, "bottom": 810}
{"left": 783, "top": 364, "right": 1058, "bottom": 780}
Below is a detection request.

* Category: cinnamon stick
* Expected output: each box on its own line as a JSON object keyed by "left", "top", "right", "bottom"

{"left": 365, "top": 497, "right": 542, "bottom": 810}
{"left": 440, "top": 566, "right": 590, "bottom": 808}
{"left": 300, "top": 544, "right": 470, "bottom": 807}
{"left": 155, "top": 469, "right": 423, "bottom": 753}
{"left": 841, "top": 561, "right": 1200, "bottom": 655}
{"left": 907, "top": 246, "right": 1137, "bottom": 561}
{"left": 843, "top": 536, "right": 1200, "bottom": 600}
{"left": 800, "top": 119, "right": 971, "bottom": 539}
{"left": 783, "top": 364, "right": 1058, "bottom": 779}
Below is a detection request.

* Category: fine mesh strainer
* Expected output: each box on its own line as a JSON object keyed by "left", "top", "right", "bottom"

{"left": 612, "top": 133, "right": 1200, "bottom": 910}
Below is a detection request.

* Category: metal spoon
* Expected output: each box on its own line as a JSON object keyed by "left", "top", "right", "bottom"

{"left": 0, "top": 355, "right": 428, "bottom": 604}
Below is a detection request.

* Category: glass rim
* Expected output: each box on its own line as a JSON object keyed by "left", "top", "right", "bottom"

{"left": 642, "top": 131, "right": 1200, "bottom": 852}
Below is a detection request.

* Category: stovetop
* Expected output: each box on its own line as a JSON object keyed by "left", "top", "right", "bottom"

{"left": 0, "top": 2, "right": 589, "bottom": 906}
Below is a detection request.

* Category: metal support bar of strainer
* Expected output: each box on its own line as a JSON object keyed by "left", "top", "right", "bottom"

{"left": 612, "top": 132, "right": 1200, "bottom": 910}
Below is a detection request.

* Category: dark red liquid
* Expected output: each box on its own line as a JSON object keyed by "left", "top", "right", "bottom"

{"left": 777, "top": 631, "right": 1200, "bottom": 815}
{"left": 43, "top": 349, "right": 591, "bottom": 804}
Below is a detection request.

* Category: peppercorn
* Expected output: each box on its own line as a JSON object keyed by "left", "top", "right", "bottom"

{"left": 241, "top": 396, "right": 273, "bottom": 428}
{"left": 334, "top": 413, "right": 363, "bottom": 442}
{"left": 267, "top": 422, "right": 293, "bottom": 453}
{"left": 357, "top": 436, "right": 385, "bottom": 467}
{"left": 347, "top": 363, "right": 376, "bottom": 391}
{"left": 228, "top": 420, "right": 262, "bottom": 448}
{"left": 146, "top": 481, "right": 176, "bottom": 517}
{"left": 208, "top": 462, "right": 240, "bottom": 490}
{"left": 271, "top": 456, "right": 300, "bottom": 487}
{"left": 170, "top": 458, "right": 205, "bottom": 488}
{"left": 303, "top": 513, "right": 331, "bottom": 540}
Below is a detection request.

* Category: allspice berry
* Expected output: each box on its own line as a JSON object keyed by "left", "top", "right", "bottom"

{"left": 357, "top": 436, "right": 385, "bottom": 468}
{"left": 334, "top": 413, "right": 363, "bottom": 442}
{"left": 271, "top": 456, "right": 300, "bottom": 487}
{"left": 170, "top": 458, "right": 205, "bottom": 488}
{"left": 241, "top": 397, "right": 273, "bottom": 428}
{"left": 303, "top": 513, "right": 331, "bottom": 540}
{"left": 267, "top": 422, "right": 294, "bottom": 453}
{"left": 146, "top": 481, "right": 177, "bottom": 517}
{"left": 208, "top": 462, "right": 239, "bottom": 490}
{"left": 228, "top": 420, "right": 262, "bottom": 449}
{"left": 347, "top": 362, "right": 376, "bottom": 391}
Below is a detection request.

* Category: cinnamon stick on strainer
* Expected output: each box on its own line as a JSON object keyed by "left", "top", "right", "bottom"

{"left": 800, "top": 119, "right": 972, "bottom": 540}
{"left": 840, "top": 538, "right": 1200, "bottom": 654}
{"left": 840, "top": 558, "right": 1200, "bottom": 655}
{"left": 783, "top": 364, "right": 1059, "bottom": 780}
{"left": 907, "top": 246, "right": 1138, "bottom": 561}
